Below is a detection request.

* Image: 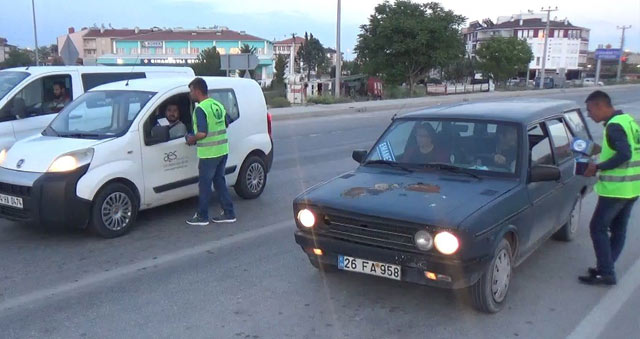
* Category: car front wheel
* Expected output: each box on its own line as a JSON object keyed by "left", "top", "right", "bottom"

{"left": 470, "top": 239, "right": 512, "bottom": 313}
{"left": 89, "top": 183, "right": 138, "bottom": 238}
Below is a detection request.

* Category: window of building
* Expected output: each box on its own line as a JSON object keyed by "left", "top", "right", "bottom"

{"left": 165, "top": 48, "right": 174, "bottom": 54}
{"left": 536, "top": 57, "right": 540, "bottom": 66}
{"left": 191, "top": 48, "right": 200, "bottom": 54}
{"left": 217, "top": 48, "right": 226, "bottom": 55}
{"left": 130, "top": 48, "right": 138, "bottom": 55}
{"left": 117, "top": 48, "right": 125, "bottom": 54}
{"left": 141, "top": 48, "right": 150, "bottom": 54}
{"left": 180, "top": 48, "right": 188, "bottom": 54}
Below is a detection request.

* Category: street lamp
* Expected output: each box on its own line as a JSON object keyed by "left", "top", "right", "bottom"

{"left": 31, "top": 0, "right": 39, "bottom": 66}
{"left": 335, "top": 0, "right": 342, "bottom": 98}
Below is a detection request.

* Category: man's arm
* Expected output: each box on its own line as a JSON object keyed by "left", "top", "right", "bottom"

{"left": 597, "top": 123, "right": 632, "bottom": 171}
{"left": 186, "top": 107, "right": 208, "bottom": 145}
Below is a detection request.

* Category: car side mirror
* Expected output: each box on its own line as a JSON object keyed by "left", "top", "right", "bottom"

{"left": 147, "top": 125, "right": 170, "bottom": 146}
{"left": 352, "top": 149, "right": 368, "bottom": 163}
{"left": 530, "top": 165, "right": 561, "bottom": 182}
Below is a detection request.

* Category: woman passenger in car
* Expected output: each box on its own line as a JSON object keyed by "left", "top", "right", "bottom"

{"left": 401, "top": 122, "right": 450, "bottom": 164}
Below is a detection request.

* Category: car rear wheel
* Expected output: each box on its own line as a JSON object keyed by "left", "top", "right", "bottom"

{"left": 553, "top": 196, "right": 582, "bottom": 242}
{"left": 89, "top": 183, "right": 138, "bottom": 238}
{"left": 470, "top": 239, "right": 512, "bottom": 313}
{"left": 234, "top": 155, "right": 267, "bottom": 199}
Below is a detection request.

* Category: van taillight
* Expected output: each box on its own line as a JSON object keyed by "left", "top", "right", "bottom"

{"left": 267, "top": 112, "right": 272, "bottom": 138}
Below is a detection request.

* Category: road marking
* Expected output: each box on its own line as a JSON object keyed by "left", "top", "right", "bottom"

{"left": 566, "top": 257, "right": 640, "bottom": 339}
{"left": 0, "top": 220, "right": 292, "bottom": 315}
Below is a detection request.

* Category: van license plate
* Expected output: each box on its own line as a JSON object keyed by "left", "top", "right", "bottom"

{"left": 338, "top": 255, "right": 401, "bottom": 280}
{"left": 0, "top": 194, "right": 23, "bottom": 209}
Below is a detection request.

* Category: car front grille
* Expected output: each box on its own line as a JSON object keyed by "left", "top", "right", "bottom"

{"left": 320, "top": 213, "right": 418, "bottom": 251}
{"left": 0, "top": 182, "right": 31, "bottom": 197}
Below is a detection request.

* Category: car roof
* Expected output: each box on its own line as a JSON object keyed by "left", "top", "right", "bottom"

{"left": 0, "top": 66, "right": 193, "bottom": 76}
{"left": 400, "top": 98, "right": 579, "bottom": 124}
{"left": 89, "top": 76, "right": 257, "bottom": 93}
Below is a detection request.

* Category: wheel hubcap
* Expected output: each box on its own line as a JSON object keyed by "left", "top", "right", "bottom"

{"left": 246, "top": 162, "right": 265, "bottom": 193}
{"left": 101, "top": 192, "right": 132, "bottom": 231}
{"left": 491, "top": 249, "right": 511, "bottom": 303}
{"left": 570, "top": 199, "right": 581, "bottom": 234}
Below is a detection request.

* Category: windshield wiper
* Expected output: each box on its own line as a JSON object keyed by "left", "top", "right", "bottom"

{"left": 421, "top": 162, "right": 482, "bottom": 180}
{"left": 58, "top": 132, "right": 103, "bottom": 139}
{"left": 363, "top": 160, "right": 414, "bottom": 173}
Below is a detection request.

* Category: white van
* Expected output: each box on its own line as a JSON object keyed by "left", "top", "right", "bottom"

{"left": 0, "top": 66, "right": 194, "bottom": 150}
{"left": 0, "top": 76, "right": 273, "bottom": 237}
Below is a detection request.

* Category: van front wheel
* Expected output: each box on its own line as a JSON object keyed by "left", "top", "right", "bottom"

{"left": 90, "top": 183, "right": 138, "bottom": 238}
{"left": 234, "top": 155, "right": 267, "bottom": 199}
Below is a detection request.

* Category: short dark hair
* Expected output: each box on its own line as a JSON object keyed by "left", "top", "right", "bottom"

{"left": 53, "top": 82, "right": 66, "bottom": 90}
{"left": 188, "top": 77, "right": 208, "bottom": 95}
{"left": 585, "top": 90, "right": 612, "bottom": 107}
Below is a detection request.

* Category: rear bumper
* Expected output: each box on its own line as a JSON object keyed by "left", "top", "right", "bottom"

{"left": 294, "top": 230, "right": 490, "bottom": 289}
{"left": 266, "top": 139, "right": 274, "bottom": 172}
{"left": 0, "top": 165, "right": 91, "bottom": 229}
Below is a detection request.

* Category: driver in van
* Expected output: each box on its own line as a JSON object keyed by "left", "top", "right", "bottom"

{"left": 159, "top": 103, "right": 187, "bottom": 139}
{"left": 49, "top": 82, "right": 71, "bottom": 113}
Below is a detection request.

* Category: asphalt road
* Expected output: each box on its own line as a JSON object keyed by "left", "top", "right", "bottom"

{"left": 0, "top": 86, "right": 639, "bottom": 339}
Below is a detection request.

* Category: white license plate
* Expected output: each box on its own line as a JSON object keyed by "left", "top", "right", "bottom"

{"left": 338, "top": 255, "right": 401, "bottom": 281}
{"left": 0, "top": 194, "right": 23, "bottom": 209}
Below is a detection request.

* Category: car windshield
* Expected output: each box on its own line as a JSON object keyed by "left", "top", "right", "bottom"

{"left": 365, "top": 118, "right": 520, "bottom": 175}
{"left": 46, "top": 90, "right": 155, "bottom": 139}
{"left": 0, "top": 71, "right": 29, "bottom": 100}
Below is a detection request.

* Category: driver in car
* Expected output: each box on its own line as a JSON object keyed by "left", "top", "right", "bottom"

{"left": 401, "top": 122, "right": 449, "bottom": 164}
{"left": 492, "top": 125, "right": 518, "bottom": 171}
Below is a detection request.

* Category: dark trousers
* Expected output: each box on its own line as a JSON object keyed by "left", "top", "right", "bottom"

{"left": 197, "top": 155, "right": 235, "bottom": 219}
{"left": 589, "top": 196, "right": 638, "bottom": 276}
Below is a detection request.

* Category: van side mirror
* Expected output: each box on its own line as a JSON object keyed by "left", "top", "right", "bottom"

{"left": 147, "top": 125, "right": 170, "bottom": 146}
{"left": 530, "top": 165, "right": 561, "bottom": 182}
{"left": 352, "top": 149, "right": 368, "bottom": 163}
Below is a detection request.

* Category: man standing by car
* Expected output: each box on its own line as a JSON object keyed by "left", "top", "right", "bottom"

{"left": 185, "top": 78, "right": 236, "bottom": 225}
{"left": 580, "top": 90, "right": 640, "bottom": 285}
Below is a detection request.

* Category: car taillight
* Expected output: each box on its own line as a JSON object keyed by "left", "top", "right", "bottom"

{"left": 267, "top": 112, "right": 272, "bottom": 139}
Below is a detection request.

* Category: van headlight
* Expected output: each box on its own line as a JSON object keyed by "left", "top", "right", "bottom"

{"left": 48, "top": 149, "right": 94, "bottom": 173}
{"left": 0, "top": 149, "right": 7, "bottom": 166}
{"left": 434, "top": 231, "right": 459, "bottom": 255}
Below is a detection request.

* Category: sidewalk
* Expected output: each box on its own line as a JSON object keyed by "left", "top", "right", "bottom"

{"left": 270, "top": 84, "right": 639, "bottom": 121}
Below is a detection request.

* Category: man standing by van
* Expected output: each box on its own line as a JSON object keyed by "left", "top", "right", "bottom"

{"left": 186, "top": 78, "right": 236, "bottom": 225}
{"left": 579, "top": 90, "right": 640, "bottom": 285}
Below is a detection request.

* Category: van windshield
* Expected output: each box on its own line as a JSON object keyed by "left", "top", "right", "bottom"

{"left": 45, "top": 90, "right": 155, "bottom": 139}
{"left": 0, "top": 71, "right": 29, "bottom": 100}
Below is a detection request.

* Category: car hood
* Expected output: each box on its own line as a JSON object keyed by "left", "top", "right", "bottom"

{"left": 297, "top": 167, "right": 519, "bottom": 229}
{"left": 1, "top": 135, "right": 106, "bottom": 173}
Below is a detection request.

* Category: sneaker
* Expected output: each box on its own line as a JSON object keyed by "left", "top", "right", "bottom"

{"left": 578, "top": 273, "right": 617, "bottom": 286}
{"left": 211, "top": 214, "right": 236, "bottom": 223}
{"left": 186, "top": 214, "right": 210, "bottom": 226}
{"left": 588, "top": 267, "right": 599, "bottom": 277}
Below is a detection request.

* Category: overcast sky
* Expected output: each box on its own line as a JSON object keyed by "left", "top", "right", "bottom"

{"left": 1, "top": 0, "right": 638, "bottom": 58}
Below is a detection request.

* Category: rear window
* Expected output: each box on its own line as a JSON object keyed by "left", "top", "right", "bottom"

{"left": 209, "top": 89, "right": 239, "bottom": 123}
{"left": 81, "top": 72, "right": 146, "bottom": 91}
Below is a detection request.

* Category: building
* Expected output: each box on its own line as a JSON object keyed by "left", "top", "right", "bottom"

{"left": 57, "top": 26, "right": 152, "bottom": 65}
{"left": 273, "top": 36, "right": 305, "bottom": 57}
{"left": 463, "top": 13, "right": 590, "bottom": 79}
{"left": 0, "top": 38, "right": 17, "bottom": 63}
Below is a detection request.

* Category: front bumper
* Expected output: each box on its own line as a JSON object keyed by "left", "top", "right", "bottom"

{"left": 295, "top": 230, "right": 490, "bottom": 289}
{"left": 0, "top": 165, "right": 91, "bottom": 229}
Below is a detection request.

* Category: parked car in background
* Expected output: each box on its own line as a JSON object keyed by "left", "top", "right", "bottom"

{"left": 583, "top": 78, "right": 604, "bottom": 87}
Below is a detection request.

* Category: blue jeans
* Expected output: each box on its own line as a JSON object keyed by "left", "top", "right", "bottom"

{"left": 197, "top": 155, "right": 235, "bottom": 219}
{"left": 589, "top": 196, "right": 637, "bottom": 276}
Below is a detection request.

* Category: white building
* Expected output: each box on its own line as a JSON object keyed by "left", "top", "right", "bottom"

{"left": 463, "top": 13, "right": 590, "bottom": 79}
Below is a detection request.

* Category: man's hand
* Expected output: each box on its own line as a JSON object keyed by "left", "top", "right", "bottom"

{"left": 494, "top": 154, "right": 507, "bottom": 165}
{"left": 583, "top": 162, "right": 598, "bottom": 177}
{"left": 186, "top": 135, "right": 197, "bottom": 145}
{"left": 591, "top": 143, "right": 602, "bottom": 155}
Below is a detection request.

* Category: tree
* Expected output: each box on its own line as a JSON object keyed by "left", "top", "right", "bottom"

{"left": 297, "top": 32, "right": 329, "bottom": 81}
{"left": 239, "top": 44, "right": 257, "bottom": 79}
{"left": 443, "top": 56, "right": 475, "bottom": 82}
{"left": 0, "top": 49, "right": 34, "bottom": 69}
{"left": 273, "top": 54, "right": 288, "bottom": 89}
{"left": 190, "top": 47, "right": 225, "bottom": 76}
{"left": 342, "top": 60, "right": 363, "bottom": 75}
{"left": 475, "top": 37, "right": 533, "bottom": 87}
{"left": 355, "top": 1, "right": 465, "bottom": 94}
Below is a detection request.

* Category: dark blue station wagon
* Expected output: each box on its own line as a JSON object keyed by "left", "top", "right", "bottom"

{"left": 293, "top": 99, "right": 595, "bottom": 313}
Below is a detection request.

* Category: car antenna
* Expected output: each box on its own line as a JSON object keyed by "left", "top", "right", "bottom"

{"left": 391, "top": 103, "right": 406, "bottom": 121}
{"left": 125, "top": 49, "right": 142, "bottom": 87}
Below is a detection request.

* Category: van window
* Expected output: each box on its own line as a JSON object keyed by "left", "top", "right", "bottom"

{"left": 0, "top": 71, "right": 29, "bottom": 101}
{"left": 529, "top": 124, "right": 554, "bottom": 167}
{"left": 209, "top": 89, "right": 239, "bottom": 123}
{"left": 81, "top": 72, "right": 146, "bottom": 91}
{"left": 547, "top": 119, "right": 572, "bottom": 163}
{"left": 1, "top": 74, "right": 72, "bottom": 120}
{"left": 143, "top": 93, "right": 192, "bottom": 143}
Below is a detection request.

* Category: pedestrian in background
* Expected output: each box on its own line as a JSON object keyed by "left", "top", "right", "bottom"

{"left": 579, "top": 90, "right": 640, "bottom": 285}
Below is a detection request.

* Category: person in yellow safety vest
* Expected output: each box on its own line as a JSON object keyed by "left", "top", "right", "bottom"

{"left": 579, "top": 90, "right": 640, "bottom": 285}
{"left": 185, "top": 78, "right": 236, "bottom": 226}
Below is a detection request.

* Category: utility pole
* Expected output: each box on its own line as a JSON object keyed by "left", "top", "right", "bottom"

{"left": 616, "top": 25, "right": 631, "bottom": 82}
{"left": 335, "top": 0, "right": 342, "bottom": 98}
{"left": 31, "top": 0, "right": 39, "bottom": 66}
{"left": 539, "top": 6, "right": 558, "bottom": 89}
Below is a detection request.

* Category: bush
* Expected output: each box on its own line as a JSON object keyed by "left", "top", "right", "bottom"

{"left": 268, "top": 97, "right": 291, "bottom": 108}
{"left": 306, "top": 96, "right": 353, "bottom": 105}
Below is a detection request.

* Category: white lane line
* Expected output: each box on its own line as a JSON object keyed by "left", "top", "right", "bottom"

{"left": 566, "top": 257, "right": 640, "bottom": 339}
{"left": 0, "top": 220, "right": 292, "bottom": 315}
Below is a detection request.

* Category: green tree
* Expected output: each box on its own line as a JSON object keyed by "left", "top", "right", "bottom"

{"left": 475, "top": 37, "right": 533, "bottom": 87}
{"left": 191, "top": 47, "right": 225, "bottom": 76}
{"left": 443, "top": 56, "right": 475, "bottom": 82}
{"left": 297, "top": 32, "right": 329, "bottom": 81}
{"left": 355, "top": 0, "right": 465, "bottom": 94}
{"left": 239, "top": 44, "right": 257, "bottom": 78}
{"left": 342, "top": 60, "right": 363, "bottom": 75}
{"left": 0, "top": 49, "right": 34, "bottom": 69}
{"left": 273, "top": 54, "right": 288, "bottom": 88}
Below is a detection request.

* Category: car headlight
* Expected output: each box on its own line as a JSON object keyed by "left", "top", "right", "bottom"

{"left": 297, "top": 209, "right": 316, "bottom": 228}
{"left": 0, "top": 149, "right": 7, "bottom": 166}
{"left": 48, "top": 148, "right": 94, "bottom": 173}
{"left": 414, "top": 230, "right": 433, "bottom": 251}
{"left": 434, "top": 231, "right": 459, "bottom": 255}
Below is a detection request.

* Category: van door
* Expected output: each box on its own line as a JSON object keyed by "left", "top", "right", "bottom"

{"left": 9, "top": 72, "right": 77, "bottom": 141}
{"left": 139, "top": 90, "right": 198, "bottom": 206}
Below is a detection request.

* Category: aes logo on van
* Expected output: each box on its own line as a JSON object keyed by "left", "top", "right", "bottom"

{"left": 163, "top": 151, "right": 178, "bottom": 163}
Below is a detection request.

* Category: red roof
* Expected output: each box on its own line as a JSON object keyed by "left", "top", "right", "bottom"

{"left": 274, "top": 36, "right": 305, "bottom": 45}
{"left": 117, "top": 30, "right": 267, "bottom": 41}
{"left": 84, "top": 29, "right": 151, "bottom": 38}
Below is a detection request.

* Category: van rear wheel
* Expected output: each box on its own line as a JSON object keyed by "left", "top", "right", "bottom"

{"left": 234, "top": 155, "right": 267, "bottom": 199}
{"left": 90, "top": 183, "right": 138, "bottom": 238}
